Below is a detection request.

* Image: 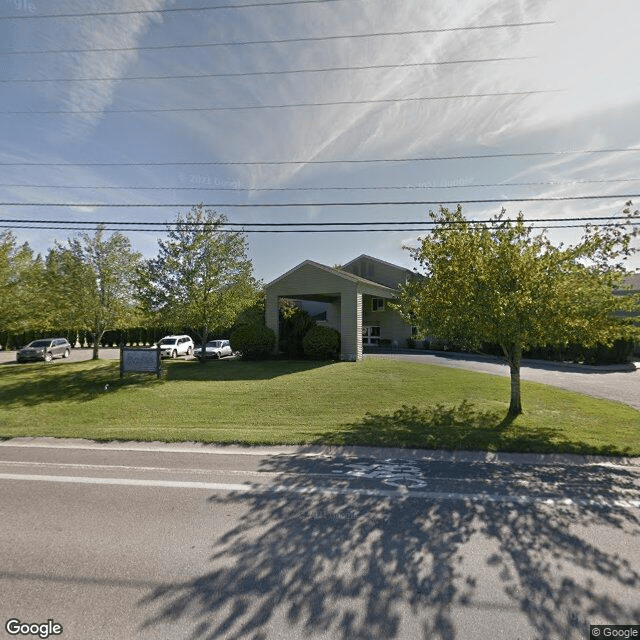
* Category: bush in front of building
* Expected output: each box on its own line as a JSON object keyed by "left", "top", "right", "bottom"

{"left": 302, "top": 325, "right": 340, "bottom": 360}
{"left": 230, "top": 323, "right": 275, "bottom": 360}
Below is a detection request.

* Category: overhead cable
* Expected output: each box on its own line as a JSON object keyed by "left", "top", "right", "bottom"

{"left": 2, "top": 178, "right": 639, "bottom": 192}
{"left": 1, "top": 194, "right": 639, "bottom": 207}
{"left": 0, "top": 216, "right": 634, "bottom": 226}
{"left": 0, "top": 0, "right": 348, "bottom": 20}
{"left": 0, "top": 22, "right": 555, "bottom": 55}
{"left": 0, "top": 56, "right": 535, "bottom": 83}
{"left": 0, "top": 90, "right": 558, "bottom": 115}
{"left": 2, "top": 147, "right": 638, "bottom": 166}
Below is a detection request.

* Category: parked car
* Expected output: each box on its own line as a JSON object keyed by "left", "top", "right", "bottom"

{"left": 157, "top": 335, "right": 194, "bottom": 359}
{"left": 17, "top": 338, "right": 71, "bottom": 363}
{"left": 195, "top": 339, "right": 233, "bottom": 359}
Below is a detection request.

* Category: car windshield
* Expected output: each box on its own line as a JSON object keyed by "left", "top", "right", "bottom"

{"left": 159, "top": 338, "right": 177, "bottom": 346}
{"left": 207, "top": 341, "right": 222, "bottom": 348}
{"left": 28, "top": 340, "right": 51, "bottom": 348}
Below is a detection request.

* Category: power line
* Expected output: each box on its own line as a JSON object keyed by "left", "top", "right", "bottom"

{"left": 0, "top": 216, "right": 633, "bottom": 226}
{"left": 0, "top": 56, "right": 535, "bottom": 83}
{"left": 2, "top": 178, "right": 638, "bottom": 192}
{"left": 0, "top": 0, "right": 345, "bottom": 20}
{"left": 1, "top": 195, "right": 639, "bottom": 207}
{"left": 2, "top": 222, "right": 638, "bottom": 234}
{"left": 0, "top": 90, "right": 557, "bottom": 115}
{"left": 3, "top": 147, "right": 638, "bottom": 166}
{"left": 0, "top": 21, "right": 554, "bottom": 55}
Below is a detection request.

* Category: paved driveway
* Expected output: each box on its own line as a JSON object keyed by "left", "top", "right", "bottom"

{"left": 366, "top": 352, "right": 640, "bottom": 411}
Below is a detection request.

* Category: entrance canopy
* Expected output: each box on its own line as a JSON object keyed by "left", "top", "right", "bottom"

{"left": 265, "top": 260, "right": 397, "bottom": 361}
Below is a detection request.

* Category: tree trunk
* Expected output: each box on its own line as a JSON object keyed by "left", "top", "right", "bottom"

{"left": 199, "top": 325, "right": 208, "bottom": 363}
{"left": 92, "top": 330, "right": 105, "bottom": 360}
{"left": 502, "top": 343, "right": 523, "bottom": 416}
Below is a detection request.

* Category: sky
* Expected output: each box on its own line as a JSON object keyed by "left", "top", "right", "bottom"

{"left": 1, "top": 0, "right": 639, "bottom": 283}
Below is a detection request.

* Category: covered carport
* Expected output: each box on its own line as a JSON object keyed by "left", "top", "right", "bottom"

{"left": 265, "top": 260, "right": 397, "bottom": 361}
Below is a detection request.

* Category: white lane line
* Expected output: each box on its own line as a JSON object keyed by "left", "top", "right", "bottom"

{"left": 0, "top": 472, "right": 639, "bottom": 508}
{"left": 0, "top": 442, "right": 325, "bottom": 457}
{"left": 0, "top": 460, "right": 281, "bottom": 477}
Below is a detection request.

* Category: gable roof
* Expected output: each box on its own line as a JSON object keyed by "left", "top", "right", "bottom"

{"left": 342, "top": 254, "right": 413, "bottom": 276}
{"left": 265, "top": 259, "right": 397, "bottom": 295}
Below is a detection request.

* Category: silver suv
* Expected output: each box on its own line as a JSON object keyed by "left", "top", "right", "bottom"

{"left": 195, "top": 339, "right": 233, "bottom": 360}
{"left": 17, "top": 338, "right": 71, "bottom": 363}
{"left": 158, "top": 335, "right": 194, "bottom": 359}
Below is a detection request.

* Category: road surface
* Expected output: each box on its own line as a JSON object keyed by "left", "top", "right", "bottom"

{"left": 1, "top": 440, "right": 639, "bottom": 640}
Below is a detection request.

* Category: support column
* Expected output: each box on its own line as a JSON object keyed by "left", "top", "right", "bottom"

{"left": 340, "top": 289, "right": 362, "bottom": 361}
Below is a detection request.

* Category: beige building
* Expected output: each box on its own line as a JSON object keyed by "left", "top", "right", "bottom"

{"left": 265, "top": 255, "right": 416, "bottom": 360}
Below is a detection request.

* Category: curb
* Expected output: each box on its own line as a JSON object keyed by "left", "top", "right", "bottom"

{"left": 2, "top": 437, "right": 639, "bottom": 468}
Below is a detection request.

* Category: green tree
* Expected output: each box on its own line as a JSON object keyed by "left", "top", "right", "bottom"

{"left": 0, "top": 232, "right": 49, "bottom": 345}
{"left": 138, "top": 205, "right": 259, "bottom": 356}
{"left": 48, "top": 227, "right": 141, "bottom": 359}
{"left": 395, "top": 204, "right": 640, "bottom": 416}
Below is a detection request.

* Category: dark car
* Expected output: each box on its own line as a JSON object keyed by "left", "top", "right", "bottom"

{"left": 17, "top": 338, "right": 71, "bottom": 363}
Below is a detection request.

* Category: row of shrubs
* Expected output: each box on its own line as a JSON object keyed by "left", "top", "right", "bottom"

{"left": 230, "top": 322, "right": 340, "bottom": 360}
{"left": 405, "top": 337, "right": 636, "bottom": 365}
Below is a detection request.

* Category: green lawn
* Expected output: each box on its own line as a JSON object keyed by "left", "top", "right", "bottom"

{"left": 0, "top": 358, "right": 638, "bottom": 455}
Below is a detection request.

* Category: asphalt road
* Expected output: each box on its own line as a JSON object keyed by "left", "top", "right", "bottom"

{"left": 1, "top": 440, "right": 639, "bottom": 640}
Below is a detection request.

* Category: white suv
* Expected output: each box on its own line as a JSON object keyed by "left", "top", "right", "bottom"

{"left": 158, "top": 335, "right": 194, "bottom": 359}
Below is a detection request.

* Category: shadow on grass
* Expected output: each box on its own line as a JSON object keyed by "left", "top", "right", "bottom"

{"left": 313, "top": 401, "right": 634, "bottom": 456}
{"left": 164, "top": 357, "right": 333, "bottom": 382}
{"left": 0, "top": 360, "right": 159, "bottom": 407}
{"left": 0, "top": 359, "right": 335, "bottom": 408}
{"left": 138, "top": 453, "right": 640, "bottom": 639}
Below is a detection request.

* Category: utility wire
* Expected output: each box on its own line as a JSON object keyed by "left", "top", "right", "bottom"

{"left": 0, "top": 56, "right": 535, "bottom": 83}
{"left": 0, "top": 22, "right": 555, "bottom": 55}
{"left": 2, "top": 223, "right": 638, "bottom": 233}
{"left": 0, "top": 90, "right": 557, "bottom": 115}
{"left": 3, "top": 148, "right": 638, "bottom": 166}
{"left": 1, "top": 194, "right": 639, "bottom": 207}
{"left": 2, "top": 178, "right": 639, "bottom": 192}
{"left": 0, "top": 216, "right": 633, "bottom": 227}
{"left": 0, "top": 0, "right": 346, "bottom": 20}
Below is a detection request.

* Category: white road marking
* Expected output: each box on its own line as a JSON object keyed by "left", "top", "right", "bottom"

{"left": 0, "top": 441, "right": 328, "bottom": 457}
{"left": 0, "top": 459, "right": 281, "bottom": 477}
{"left": 0, "top": 472, "right": 638, "bottom": 508}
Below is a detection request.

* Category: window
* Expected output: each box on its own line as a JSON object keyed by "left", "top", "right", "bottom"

{"left": 362, "top": 326, "right": 381, "bottom": 345}
{"left": 372, "top": 297, "right": 385, "bottom": 312}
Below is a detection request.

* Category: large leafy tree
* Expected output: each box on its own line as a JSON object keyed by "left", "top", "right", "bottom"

{"left": 395, "top": 204, "right": 640, "bottom": 416}
{"left": 138, "top": 205, "right": 259, "bottom": 354}
{"left": 0, "top": 232, "right": 49, "bottom": 344}
{"left": 48, "top": 227, "right": 142, "bottom": 359}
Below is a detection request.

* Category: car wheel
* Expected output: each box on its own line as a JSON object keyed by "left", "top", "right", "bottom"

{"left": 186, "top": 346, "right": 193, "bottom": 356}
{"left": 171, "top": 350, "right": 177, "bottom": 359}
{"left": 215, "top": 352, "right": 221, "bottom": 359}
{"left": 63, "top": 349, "right": 70, "bottom": 359}
{"left": 44, "top": 352, "right": 53, "bottom": 362}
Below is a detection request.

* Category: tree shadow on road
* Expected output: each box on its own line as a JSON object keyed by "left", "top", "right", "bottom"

{"left": 138, "top": 455, "right": 640, "bottom": 639}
